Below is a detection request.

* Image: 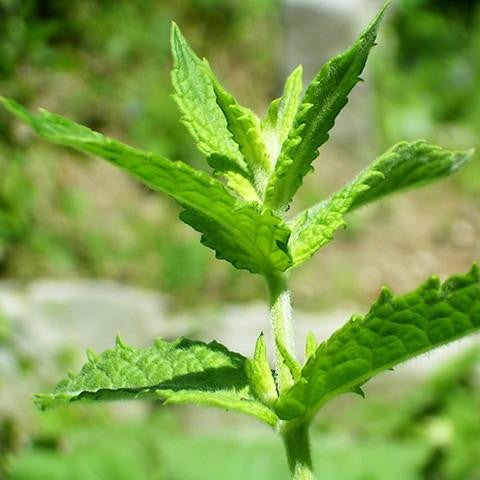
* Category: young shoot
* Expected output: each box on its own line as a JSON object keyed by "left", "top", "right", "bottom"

{"left": 2, "top": 2, "right": 478, "bottom": 479}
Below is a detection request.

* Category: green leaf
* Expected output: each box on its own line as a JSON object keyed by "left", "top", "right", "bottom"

{"left": 264, "top": 2, "right": 389, "bottom": 211}
{"left": 347, "top": 140, "right": 474, "bottom": 211}
{"left": 287, "top": 170, "right": 381, "bottom": 266}
{"left": 275, "top": 264, "right": 480, "bottom": 420}
{"left": 170, "top": 23, "right": 257, "bottom": 200}
{"left": 262, "top": 65, "right": 303, "bottom": 165}
{"left": 276, "top": 65, "right": 304, "bottom": 149}
{"left": 0, "top": 97, "right": 292, "bottom": 274}
{"left": 275, "top": 337, "right": 302, "bottom": 382}
{"left": 245, "top": 334, "right": 278, "bottom": 407}
{"left": 205, "top": 60, "right": 272, "bottom": 193}
{"left": 288, "top": 141, "right": 473, "bottom": 267}
{"left": 35, "top": 337, "right": 279, "bottom": 426}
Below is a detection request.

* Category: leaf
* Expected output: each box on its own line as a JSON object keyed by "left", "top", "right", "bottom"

{"left": 35, "top": 337, "right": 279, "bottom": 426}
{"left": 264, "top": 2, "right": 389, "bottom": 211}
{"left": 276, "top": 65, "right": 304, "bottom": 150}
{"left": 205, "top": 60, "right": 272, "bottom": 193}
{"left": 287, "top": 170, "right": 381, "bottom": 266}
{"left": 288, "top": 141, "right": 473, "bottom": 267}
{"left": 349, "top": 140, "right": 474, "bottom": 210}
{"left": 245, "top": 334, "right": 278, "bottom": 407}
{"left": 0, "top": 97, "right": 293, "bottom": 274}
{"left": 170, "top": 23, "right": 258, "bottom": 200}
{"left": 275, "top": 264, "right": 480, "bottom": 420}
{"left": 262, "top": 65, "right": 303, "bottom": 165}
{"left": 275, "top": 337, "right": 302, "bottom": 382}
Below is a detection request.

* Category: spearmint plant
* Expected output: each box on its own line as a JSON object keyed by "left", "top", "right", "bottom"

{"left": 2, "top": 3, "right": 479, "bottom": 479}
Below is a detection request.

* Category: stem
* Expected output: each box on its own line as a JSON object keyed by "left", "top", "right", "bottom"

{"left": 266, "top": 272, "right": 296, "bottom": 393}
{"left": 266, "top": 273, "right": 315, "bottom": 479}
{"left": 282, "top": 421, "right": 315, "bottom": 480}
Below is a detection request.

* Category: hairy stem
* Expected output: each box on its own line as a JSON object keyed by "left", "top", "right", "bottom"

{"left": 266, "top": 272, "right": 296, "bottom": 393}
{"left": 266, "top": 273, "right": 315, "bottom": 479}
{"left": 282, "top": 421, "right": 315, "bottom": 480}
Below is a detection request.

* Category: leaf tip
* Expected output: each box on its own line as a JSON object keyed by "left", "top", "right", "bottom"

{"left": 170, "top": 20, "right": 185, "bottom": 53}
{"left": 291, "top": 64, "right": 304, "bottom": 78}
{"left": 253, "top": 332, "right": 267, "bottom": 358}
{"left": 170, "top": 20, "right": 180, "bottom": 38}
{"left": 379, "top": 0, "right": 391, "bottom": 16}
{"left": 363, "top": 0, "right": 390, "bottom": 40}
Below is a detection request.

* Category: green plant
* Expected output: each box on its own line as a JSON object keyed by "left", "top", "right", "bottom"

{"left": 1, "top": 3, "right": 479, "bottom": 479}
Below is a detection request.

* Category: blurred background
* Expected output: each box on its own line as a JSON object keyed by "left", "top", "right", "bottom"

{"left": 0, "top": 0, "right": 479, "bottom": 478}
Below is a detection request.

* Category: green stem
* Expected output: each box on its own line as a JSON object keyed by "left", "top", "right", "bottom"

{"left": 266, "top": 273, "right": 315, "bottom": 479}
{"left": 266, "top": 272, "right": 296, "bottom": 393}
{"left": 282, "top": 421, "right": 315, "bottom": 480}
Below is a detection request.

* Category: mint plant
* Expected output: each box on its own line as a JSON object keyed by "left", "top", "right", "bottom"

{"left": 2, "top": 3, "right": 479, "bottom": 479}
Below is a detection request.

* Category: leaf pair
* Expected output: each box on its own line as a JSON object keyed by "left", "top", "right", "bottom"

{"left": 36, "top": 266, "right": 480, "bottom": 426}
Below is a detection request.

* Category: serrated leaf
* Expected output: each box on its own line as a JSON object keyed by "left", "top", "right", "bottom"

{"left": 204, "top": 60, "right": 272, "bottom": 193}
{"left": 288, "top": 141, "right": 473, "bottom": 267}
{"left": 275, "top": 265, "right": 480, "bottom": 420}
{"left": 262, "top": 66, "right": 303, "bottom": 164}
{"left": 35, "top": 337, "right": 279, "bottom": 426}
{"left": 178, "top": 205, "right": 292, "bottom": 274}
{"left": 287, "top": 170, "right": 381, "bottom": 266}
{"left": 170, "top": 23, "right": 258, "bottom": 200}
{"left": 276, "top": 65, "right": 304, "bottom": 149}
{"left": 0, "top": 97, "right": 292, "bottom": 274}
{"left": 348, "top": 140, "right": 474, "bottom": 210}
{"left": 264, "top": 2, "right": 389, "bottom": 211}
{"left": 245, "top": 334, "right": 278, "bottom": 407}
